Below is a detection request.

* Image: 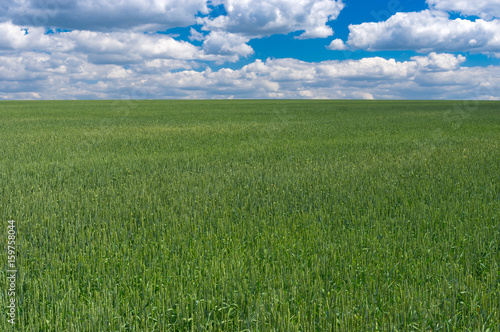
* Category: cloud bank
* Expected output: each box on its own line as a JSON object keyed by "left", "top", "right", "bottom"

{"left": 1, "top": 52, "right": 498, "bottom": 100}
{"left": 0, "top": 0, "right": 499, "bottom": 100}
{"left": 5, "top": 0, "right": 210, "bottom": 31}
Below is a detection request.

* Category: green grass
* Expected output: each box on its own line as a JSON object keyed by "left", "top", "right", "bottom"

{"left": 0, "top": 100, "right": 499, "bottom": 331}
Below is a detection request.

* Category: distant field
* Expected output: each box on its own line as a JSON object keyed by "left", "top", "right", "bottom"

{"left": 0, "top": 100, "right": 499, "bottom": 331}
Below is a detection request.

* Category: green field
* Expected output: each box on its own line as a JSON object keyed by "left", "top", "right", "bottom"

{"left": 0, "top": 100, "right": 499, "bottom": 331}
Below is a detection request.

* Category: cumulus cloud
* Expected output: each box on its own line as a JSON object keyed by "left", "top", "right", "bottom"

{"left": 352, "top": 92, "right": 375, "bottom": 100}
{"left": 334, "top": 58, "right": 414, "bottom": 78}
{"left": 1, "top": 1, "right": 346, "bottom": 65}
{"left": 69, "top": 30, "right": 209, "bottom": 63}
{"left": 0, "top": 21, "right": 73, "bottom": 52}
{"left": 411, "top": 52, "right": 466, "bottom": 71}
{"left": 3, "top": 0, "right": 344, "bottom": 38}
{"left": 5, "top": 0, "right": 209, "bottom": 31}
{"left": 347, "top": 10, "right": 500, "bottom": 55}
{"left": 427, "top": 0, "right": 500, "bottom": 20}
{"left": 191, "top": 0, "right": 345, "bottom": 65}
{"left": 327, "top": 38, "right": 348, "bottom": 50}
{"left": 2, "top": 51, "right": 499, "bottom": 101}
{"left": 189, "top": 28, "right": 205, "bottom": 42}
{"left": 0, "top": 22, "right": 222, "bottom": 65}
{"left": 0, "top": 1, "right": 499, "bottom": 101}
{"left": 199, "top": 0, "right": 344, "bottom": 39}
{"left": 201, "top": 31, "right": 254, "bottom": 62}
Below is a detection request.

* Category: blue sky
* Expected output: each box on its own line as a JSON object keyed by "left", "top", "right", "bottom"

{"left": 0, "top": 0, "right": 499, "bottom": 100}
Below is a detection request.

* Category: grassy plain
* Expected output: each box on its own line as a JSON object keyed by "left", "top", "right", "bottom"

{"left": 0, "top": 100, "right": 499, "bottom": 331}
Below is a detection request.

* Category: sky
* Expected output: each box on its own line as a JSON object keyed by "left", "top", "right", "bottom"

{"left": 0, "top": 0, "right": 500, "bottom": 100}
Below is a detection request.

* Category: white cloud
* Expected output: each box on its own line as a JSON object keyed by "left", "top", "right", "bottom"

{"left": 317, "top": 57, "right": 416, "bottom": 80}
{"left": 0, "top": 2, "right": 499, "bottom": 101}
{"left": 199, "top": 0, "right": 344, "bottom": 39}
{"left": 3, "top": 0, "right": 344, "bottom": 38}
{"left": 347, "top": 10, "right": 500, "bottom": 55}
{"left": 1, "top": 1, "right": 347, "bottom": 65}
{"left": 2, "top": 51, "right": 499, "bottom": 101}
{"left": 189, "top": 28, "right": 205, "bottom": 42}
{"left": 327, "top": 38, "right": 348, "bottom": 50}
{"left": 244, "top": 58, "right": 317, "bottom": 82}
{"left": 0, "top": 21, "right": 73, "bottom": 52}
{"left": 427, "top": 0, "right": 500, "bottom": 20}
{"left": 0, "top": 22, "right": 221, "bottom": 65}
{"left": 352, "top": 92, "right": 375, "bottom": 100}
{"left": 5, "top": 0, "right": 209, "bottom": 31}
{"left": 411, "top": 52, "right": 466, "bottom": 71}
{"left": 69, "top": 30, "right": 207, "bottom": 63}
{"left": 201, "top": 31, "right": 254, "bottom": 62}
